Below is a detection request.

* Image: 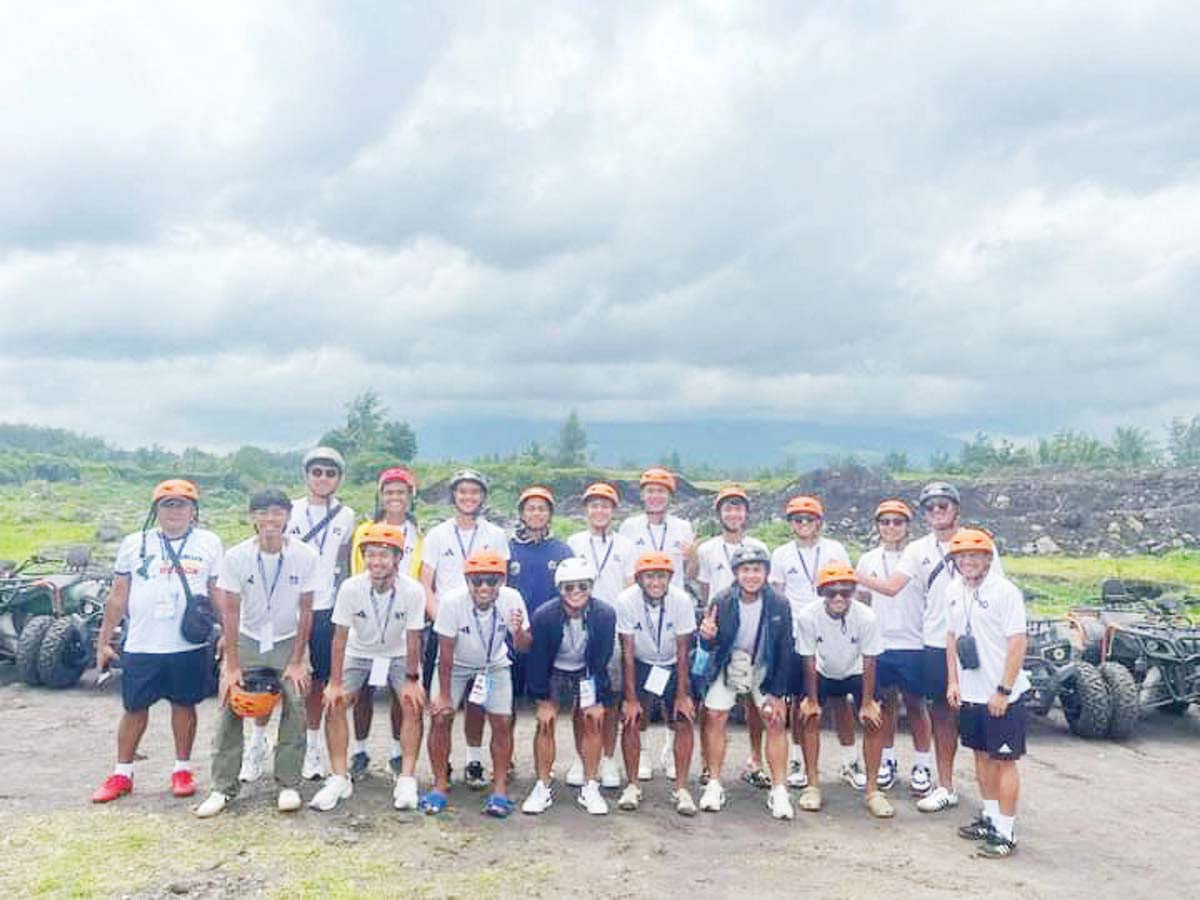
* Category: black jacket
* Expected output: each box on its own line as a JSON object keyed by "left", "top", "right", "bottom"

{"left": 527, "top": 597, "right": 617, "bottom": 705}
{"left": 700, "top": 584, "right": 792, "bottom": 698}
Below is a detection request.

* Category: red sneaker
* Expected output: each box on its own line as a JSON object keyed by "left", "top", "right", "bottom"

{"left": 171, "top": 770, "right": 196, "bottom": 798}
{"left": 92, "top": 774, "right": 133, "bottom": 803}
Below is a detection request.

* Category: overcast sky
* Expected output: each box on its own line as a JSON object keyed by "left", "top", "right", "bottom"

{"left": 2, "top": 1, "right": 1199, "bottom": 452}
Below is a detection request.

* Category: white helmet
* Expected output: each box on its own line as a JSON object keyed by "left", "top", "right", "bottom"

{"left": 554, "top": 556, "right": 597, "bottom": 587}
{"left": 303, "top": 446, "right": 346, "bottom": 473}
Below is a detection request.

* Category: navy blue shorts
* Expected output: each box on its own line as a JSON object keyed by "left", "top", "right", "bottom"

{"left": 959, "top": 698, "right": 1027, "bottom": 760}
{"left": 631, "top": 659, "right": 694, "bottom": 720}
{"left": 923, "top": 645, "right": 950, "bottom": 703}
{"left": 121, "top": 647, "right": 210, "bottom": 712}
{"left": 309, "top": 609, "right": 334, "bottom": 682}
{"left": 817, "top": 673, "right": 872, "bottom": 706}
{"left": 878, "top": 649, "right": 925, "bottom": 696}
{"left": 789, "top": 650, "right": 808, "bottom": 697}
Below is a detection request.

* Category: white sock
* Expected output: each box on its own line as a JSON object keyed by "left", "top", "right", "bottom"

{"left": 914, "top": 750, "right": 933, "bottom": 768}
{"left": 882, "top": 747, "right": 897, "bottom": 765}
{"left": 993, "top": 813, "right": 1015, "bottom": 841}
{"left": 842, "top": 744, "right": 859, "bottom": 767}
{"left": 790, "top": 742, "right": 804, "bottom": 763}
{"left": 174, "top": 759, "right": 191, "bottom": 773}
{"left": 466, "top": 745, "right": 483, "bottom": 765}
{"left": 114, "top": 762, "right": 134, "bottom": 778}
{"left": 391, "top": 740, "right": 403, "bottom": 759}
{"left": 251, "top": 722, "right": 268, "bottom": 744}
{"left": 352, "top": 738, "right": 368, "bottom": 755}
{"left": 983, "top": 798, "right": 1000, "bottom": 824}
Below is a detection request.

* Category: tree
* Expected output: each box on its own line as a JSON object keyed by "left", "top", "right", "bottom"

{"left": 554, "top": 410, "right": 588, "bottom": 466}
{"left": 320, "top": 391, "right": 417, "bottom": 463}
{"left": 1166, "top": 415, "right": 1200, "bottom": 466}
{"left": 1111, "top": 426, "right": 1155, "bottom": 468}
{"left": 881, "top": 450, "right": 909, "bottom": 473}
{"left": 379, "top": 421, "right": 417, "bottom": 462}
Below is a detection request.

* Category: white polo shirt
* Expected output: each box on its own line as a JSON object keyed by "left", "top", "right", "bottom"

{"left": 770, "top": 537, "right": 851, "bottom": 620}
{"left": 614, "top": 584, "right": 696, "bottom": 667}
{"left": 217, "top": 537, "right": 321, "bottom": 644}
{"left": 895, "top": 532, "right": 1005, "bottom": 648}
{"left": 422, "top": 517, "right": 510, "bottom": 594}
{"left": 697, "top": 535, "right": 769, "bottom": 598}
{"left": 856, "top": 546, "right": 925, "bottom": 651}
{"left": 946, "top": 572, "right": 1030, "bottom": 704}
{"left": 434, "top": 585, "right": 527, "bottom": 670}
{"left": 566, "top": 530, "right": 636, "bottom": 603}
{"left": 795, "top": 600, "right": 883, "bottom": 680}
{"left": 332, "top": 572, "right": 426, "bottom": 659}
{"left": 114, "top": 527, "right": 224, "bottom": 654}
{"left": 287, "top": 498, "right": 356, "bottom": 611}
{"left": 618, "top": 513, "right": 695, "bottom": 590}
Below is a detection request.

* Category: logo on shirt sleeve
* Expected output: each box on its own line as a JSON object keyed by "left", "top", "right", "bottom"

{"left": 509, "top": 561, "right": 522, "bottom": 576}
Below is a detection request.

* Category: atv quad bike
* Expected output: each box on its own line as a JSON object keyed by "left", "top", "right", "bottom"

{"left": 1023, "top": 617, "right": 1118, "bottom": 739}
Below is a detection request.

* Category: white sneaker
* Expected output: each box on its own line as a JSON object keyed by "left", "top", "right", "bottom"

{"left": 910, "top": 765, "right": 934, "bottom": 796}
{"left": 522, "top": 779, "right": 554, "bottom": 815}
{"left": 578, "top": 780, "right": 609, "bottom": 815}
{"left": 698, "top": 779, "right": 726, "bottom": 812}
{"left": 599, "top": 756, "right": 621, "bottom": 789}
{"left": 239, "top": 737, "right": 269, "bottom": 782}
{"left": 617, "top": 783, "right": 642, "bottom": 811}
{"left": 638, "top": 750, "right": 653, "bottom": 781}
{"left": 302, "top": 744, "right": 326, "bottom": 781}
{"left": 661, "top": 742, "right": 677, "bottom": 780}
{"left": 565, "top": 759, "right": 585, "bottom": 787}
{"left": 277, "top": 788, "right": 302, "bottom": 812}
{"left": 392, "top": 775, "right": 419, "bottom": 811}
{"left": 309, "top": 774, "right": 352, "bottom": 812}
{"left": 786, "top": 760, "right": 808, "bottom": 789}
{"left": 916, "top": 785, "right": 959, "bottom": 813}
{"left": 194, "top": 791, "right": 228, "bottom": 819}
{"left": 840, "top": 760, "right": 867, "bottom": 791}
{"left": 768, "top": 784, "right": 794, "bottom": 820}
{"left": 672, "top": 787, "right": 697, "bottom": 817}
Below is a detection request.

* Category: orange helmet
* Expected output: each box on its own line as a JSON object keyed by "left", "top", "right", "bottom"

{"left": 378, "top": 467, "right": 416, "bottom": 491}
{"left": 639, "top": 467, "right": 677, "bottom": 493}
{"left": 517, "top": 486, "right": 555, "bottom": 511}
{"left": 153, "top": 479, "right": 199, "bottom": 504}
{"left": 815, "top": 562, "right": 858, "bottom": 591}
{"left": 714, "top": 485, "right": 750, "bottom": 511}
{"left": 228, "top": 668, "right": 281, "bottom": 719}
{"left": 875, "top": 499, "right": 912, "bottom": 521}
{"left": 359, "top": 522, "right": 407, "bottom": 552}
{"left": 583, "top": 482, "right": 620, "bottom": 506}
{"left": 947, "top": 528, "right": 996, "bottom": 556}
{"left": 464, "top": 549, "right": 507, "bottom": 576}
{"left": 785, "top": 495, "right": 824, "bottom": 518}
{"left": 634, "top": 551, "right": 675, "bottom": 577}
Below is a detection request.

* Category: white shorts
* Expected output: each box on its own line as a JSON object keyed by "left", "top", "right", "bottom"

{"left": 703, "top": 665, "right": 768, "bottom": 713}
{"left": 434, "top": 665, "right": 514, "bottom": 716}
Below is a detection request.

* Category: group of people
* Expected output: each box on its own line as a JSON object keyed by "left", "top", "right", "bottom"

{"left": 89, "top": 451, "right": 1029, "bottom": 859}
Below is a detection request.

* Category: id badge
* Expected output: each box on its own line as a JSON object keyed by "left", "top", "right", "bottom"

{"left": 259, "top": 621, "right": 275, "bottom": 654}
{"left": 643, "top": 665, "right": 671, "bottom": 697}
{"left": 153, "top": 595, "right": 175, "bottom": 620}
{"left": 468, "top": 672, "right": 490, "bottom": 706}
{"left": 578, "top": 676, "right": 597, "bottom": 709}
{"left": 369, "top": 657, "right": 390, "bottom": 687}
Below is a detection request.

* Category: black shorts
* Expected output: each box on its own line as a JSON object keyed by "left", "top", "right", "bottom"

{"left": 817, "top": 673, "right": 868, "bottom": 706}
{"left": 878, "top": 649, "right": 925, "bottom": 696}
{"left": 631, "top": 660, "right": 690, "bottom": 720}
{"left": 121, "top": 647, "right": 209, "bottom": 712}
{"left": 923, "top": 645, "right": 949, "bottom": 702}
{"left": 959, "top": 698, "right": 1027, "bottom": 760}
{"left": 789, "top": 650, "right": 808, "bottom": 697}
{"left": 309, "top": 609, "right": 334, "bottom": 681}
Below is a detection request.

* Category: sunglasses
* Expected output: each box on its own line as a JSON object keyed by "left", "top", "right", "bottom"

{"left": 159, "top": 498, "right": 192, "bottom": 509}
{"left": 821, "top": 587, "right": 855, "bottom": 599}
{"left": 560, "top": 581, "right": 592, "bottom": 594}
{"left": 308, "top": 467, "right": 341, "bottom": 478}
{"left": 788, "top": 514, "right": 819, "bottom": 524}
{"left": 467, "top": 574, "right": 502, "bottom": 588}
{"left": 877, "top": 517, "right": 908, "bottom": 527}
{"left": 924, "top": 500, "right": 953, "bottom": 512}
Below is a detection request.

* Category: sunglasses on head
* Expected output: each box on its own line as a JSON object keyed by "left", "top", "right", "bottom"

{"left": 821, "top": 587, "right": 855, "bottom": 599}
{"left": 468, "top": 574, "right": 502, "bottom": 588}
{"left": 924, "top": 500, "right": 953, "bottom": 512}
{"left": 308, "top": 466, "right": 341, "bottom": 478}
{"left": 788, "top": 514, "right": 819, "bottom": 524}
{"left": 561, "top": 581, "right": 592, "bottom": 594}
{"left": 877, "top": 517, "right": 908, "bottom": 527}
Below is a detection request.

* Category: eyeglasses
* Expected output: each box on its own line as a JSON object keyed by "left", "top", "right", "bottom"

{"left": 924, "top": 500, "right": 953, "bottom": 512}
{"left": 821, "top": 588, "right": 855, "bottom": 599}
{"left": 308, "top": 467, "right": 341, "bottom": 478}
{"left": 159, "top": 498, "right": 191, "bottom": 509}
{"left": 467, "top": 574, "right": 502, "bottom": 588}
{"left": 560, "top": 581, "right": 592, "bottom": 594}
{"left": 877, "top": 517, "right": 908, "bottom": 527}
{"left": 788, "top": 514, "right": 819, "bottom": 524}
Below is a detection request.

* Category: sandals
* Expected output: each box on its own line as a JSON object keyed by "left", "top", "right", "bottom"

{"left": 483, "top": 794, "right": 514, "bottom": 818}
{"left": 420, "top": 790, "right": 449, "bottom": 815}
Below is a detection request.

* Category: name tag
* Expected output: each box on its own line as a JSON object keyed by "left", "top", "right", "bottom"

{"left": 259, "top": 621, "right": 275, "bottom": 654}
{"left": 153, "top": 596, "right": 175, "bottom": 620}
{"left": 643, "top": 665, "right": 671, "bottom": 697}
{"left": 468, "top": 672, "right": 490, "bottom": 706}
{"left": 578, "top": 676, "right": 597, "bottom": 709}
{"left": 368, "top": 657, "right": 390, "bottom": 687}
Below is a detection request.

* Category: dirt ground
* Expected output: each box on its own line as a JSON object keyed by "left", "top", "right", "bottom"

{"left": 1, "top": 667, "right": 1197, "bottom": 899}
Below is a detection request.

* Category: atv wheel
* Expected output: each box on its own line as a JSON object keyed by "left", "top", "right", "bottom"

{"left": 1100, "top": 662, "right": 1139, "bottom": 739}
{"left": 1162, "top": 701, "right": 1192, "bottom": 716}
{"left": 1062, "top": 662, "right": 1110, "bottom": 739}
{"left": 37, "top": 615, "right": 89, "bottom": 689}
{"left": 16, "top": 615, "right": 54, "bottom": 685}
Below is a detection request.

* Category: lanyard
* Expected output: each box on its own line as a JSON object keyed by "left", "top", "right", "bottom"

{"left": 881, "top": 549, "right": 895, "bottom": 578}
{"left": 721, "top": 540, "right": 741, "bottom": 568}
{"left": 305, "top": 504, "right": 336, "bottom": 554}
{"left": 796, "top": 544, "right": 821, "bottom": 589}
{"left": 159, "top": 529, "right": 192, "bottom": 575}
{"left": 642, "top": 597, "right": 667, "bottom": 658}
{"left": 472, "top": 605, "right": 499, "bottom": 665}
{"left": 936, "top": 541, "right": 958, "bottom": 581}
{"left": 370, "top": 586, "right": 397, "bottom": 646}
{"left": 589, "top": 535, "right": 615, "bottom": 577}
{"left": 964, "top": 587, "right": 980, "bottom": 635}
{"left": 453, "top": 524, "right": 479, "bottom": 560}
{"left": 646, "top": 521, "right": 668, "bottom": 552}
{"left": 256, "top": 551, "right": 285, "bottom": 613}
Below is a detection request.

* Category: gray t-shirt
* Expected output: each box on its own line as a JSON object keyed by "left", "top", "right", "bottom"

{"left": 554, "top": 616, "right": 588, "bottom": 671}
{"left": 733, "top": 598, "right": 764, "bottom": 661}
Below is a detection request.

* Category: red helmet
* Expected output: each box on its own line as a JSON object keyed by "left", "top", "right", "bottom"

{"left": 378, "top": 467, "right": 417, "bottom": 491}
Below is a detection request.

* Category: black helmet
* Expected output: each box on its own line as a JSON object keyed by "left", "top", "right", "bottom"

{"left": 730, "top": 546, "right": 770, "bottom": 572}
{"left": 918, "top": 481, "right": 960, "bottom": 508}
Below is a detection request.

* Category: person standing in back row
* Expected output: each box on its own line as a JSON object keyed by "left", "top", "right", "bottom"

{"left": 619, "top": 468, "right": 697, "bottom": 590}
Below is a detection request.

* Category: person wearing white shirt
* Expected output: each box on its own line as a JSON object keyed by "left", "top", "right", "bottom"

{"left": 946, "top": 529, "right": 1030, "bottom": 859}
{"left": 614, "top": 553, "right": 699, "bottom": 816}
{"left": 567, "top": 482, "right": 635, "bottom": 790}
{"left": 91, "top": 480, "right": 223, "bottom": 805}
{"left": 426, "top": 550, "right": 531, "bottom": 818}
{"left": 195, "top": 490, "right": 320, "bottom": 819}
{"left": 308, "top": 522, "right": 427, "bottom": 813}
{"left": 618, "top": 467, "right": 697, "bottom": 590}
{"left": 794, "top": 563, "right": 892, "bottom": 819}
{"left": 768, "top": 494, "right": 850, "bottom": 789}
{"left": 856, "top": 499, "right": 934, "bottom": 796}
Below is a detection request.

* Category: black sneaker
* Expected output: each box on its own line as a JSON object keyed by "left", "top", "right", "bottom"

{"left": 349, "top": 751, "right": 370, "bottom": 780}
{"left": 978, "top": 832, "right": 1017, "bottom": 858}
{"left": 464, "top": 761, "right": 489, "bottom": 790}
{"left": 957, "top": 815, "right": 992, "bottom": 841}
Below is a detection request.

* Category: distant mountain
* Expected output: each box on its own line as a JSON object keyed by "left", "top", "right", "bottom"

{"left": 413, "top": 418, "right": 962, "bottom": 470}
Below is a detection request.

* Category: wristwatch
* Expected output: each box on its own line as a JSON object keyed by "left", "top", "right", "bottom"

{"left": 996, "top": 684, "right": 1012, "bottom": 696}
